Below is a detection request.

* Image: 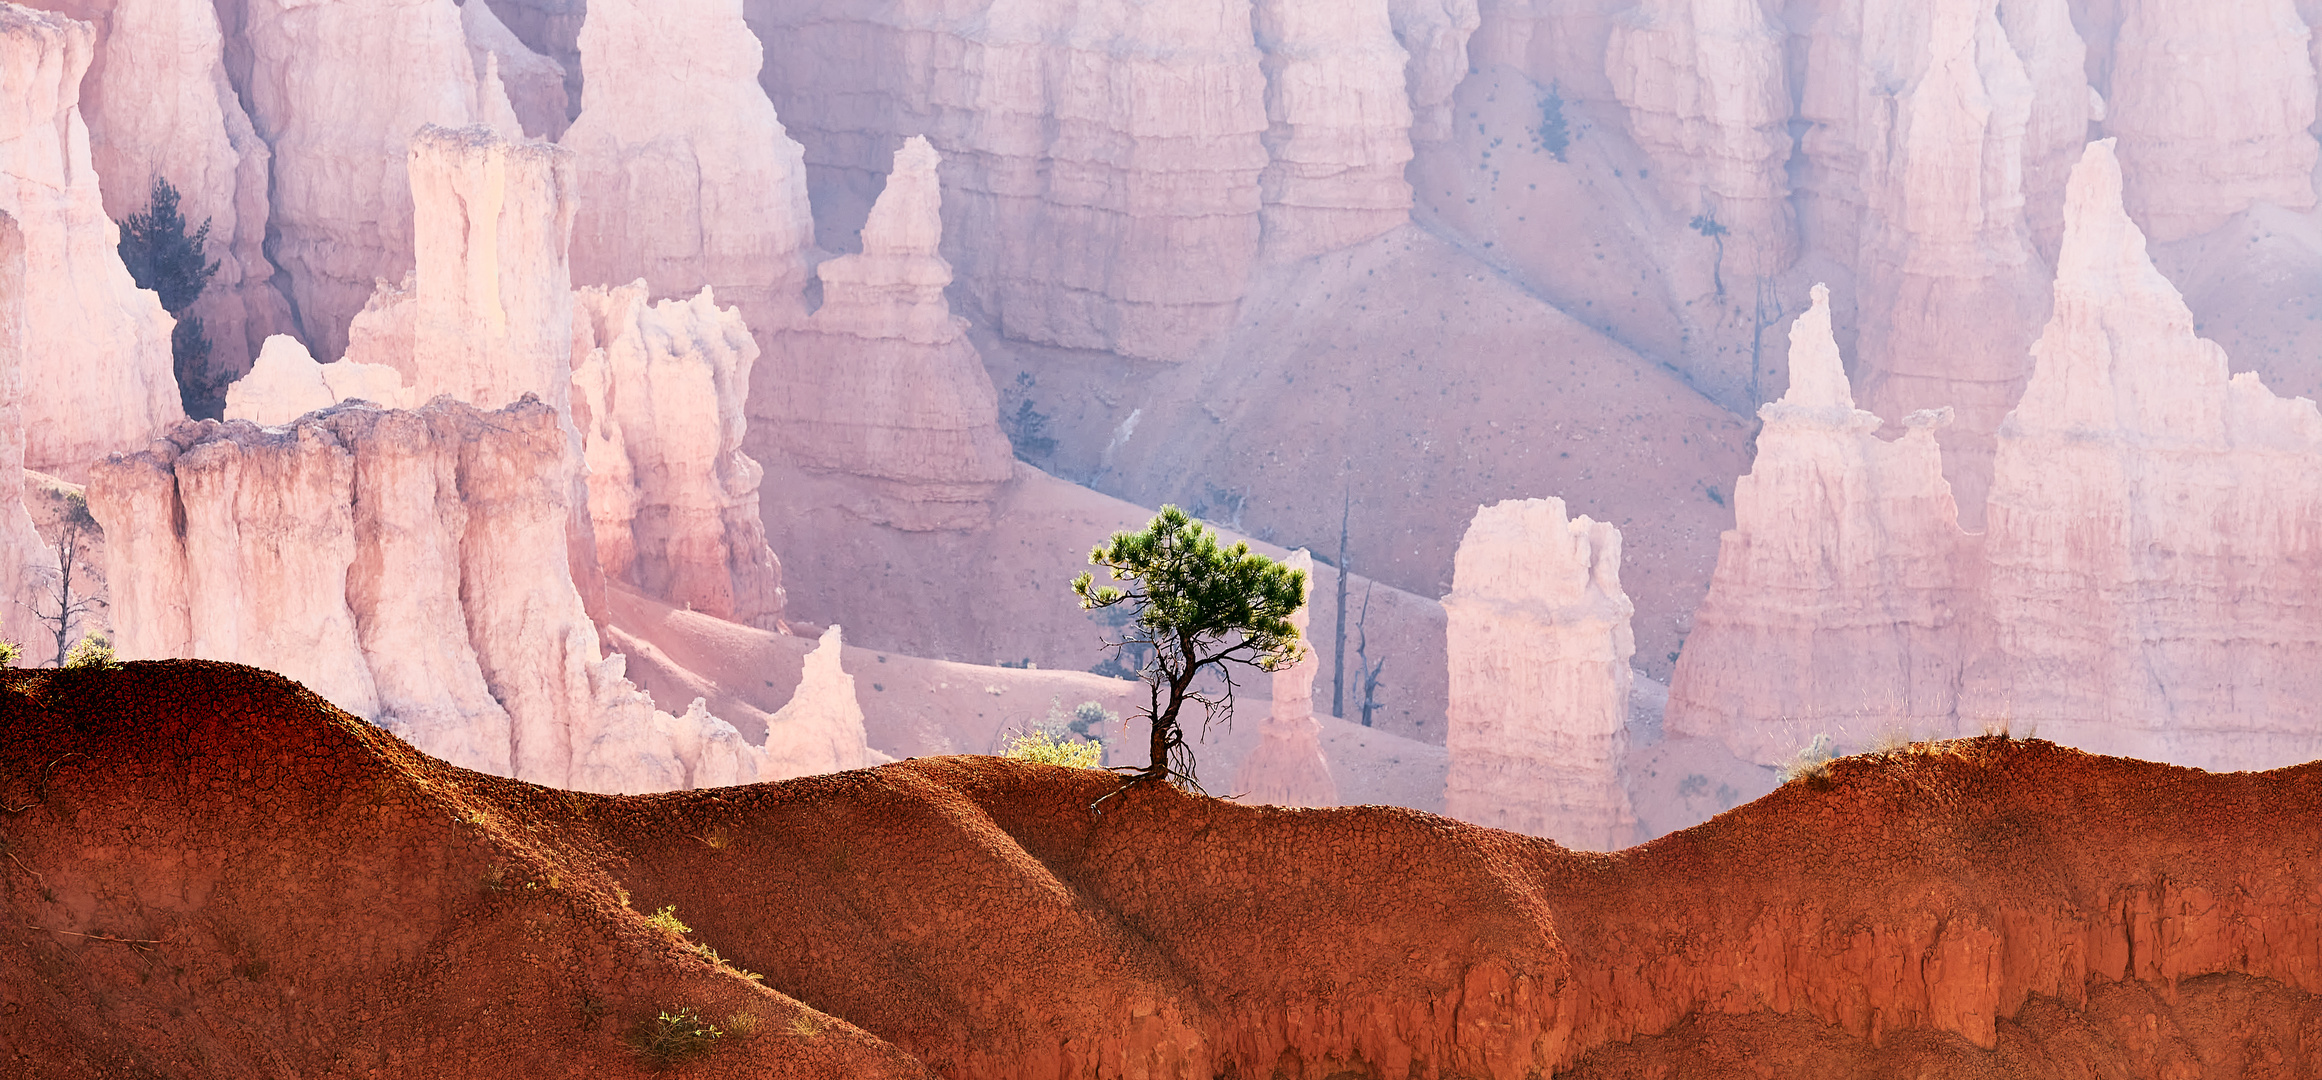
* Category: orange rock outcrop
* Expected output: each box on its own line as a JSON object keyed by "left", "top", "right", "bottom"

{"left": 10, "top": 662, "right": 2322, "bottom": 1077}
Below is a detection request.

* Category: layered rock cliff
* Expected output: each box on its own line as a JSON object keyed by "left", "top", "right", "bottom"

{"left": 1231, "top": 549, "right": 1339, "bottom": 808}
{"left": 572, "top": 282, "right": 786, "bottom": 629}
{"left": 1959, "top": 139, "right": 2322, "bottom": 770}
{"left": 1674, "top": 140, "right": 2322, "bottom": 774}
{"left": 1605, "top": 0, "right": 1796, "bottom": 274}
{"left": 2103, "top": 0, "right": 2318, "bottom": 242}
{"left": 85, "top": 397, "right": 742, "bottom": 793}
{"left": 1798, "top": 0, "right": 2054, "bottom": 523}
{"left": 745, "top": 0, "right": 1448, "bottom": 361}
{"left": 224, "top": 0, "right": 488, "bottom": 361}
{"left": 1443, "top": 497, "right": 1637, "bottom": 850}
{"left": 757, "top": 137, "right": 1014, "bottom": 531}
{"left": 17, "top": 0, "right": 293, "bottom": 387}
{"left": 562, "top": 0, "right": 814, "bottom": 357}
{"left": 0, "top": 5, "right": 180, "bottom": 479}
{"left": 459, "top": 0, "right": 567, "bottom": 140}
{"left": 1665, "top": 285, "right": 1973, "bottom": 766}
{"left": 1252, "top": 0, "right": 1416, "bottom": 263}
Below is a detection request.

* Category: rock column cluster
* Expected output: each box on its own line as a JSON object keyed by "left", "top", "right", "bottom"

{"left": 758, "top": 137, "right": 1016, "bottom": 531}
{"left": 1444, "top": 498, "right": 1637, "bottom": 850}
{"left": 1672, "top": 140, "right": 2322, "bottom": 773}
{"left": 0, "top": 6, "right": 180, "bottom": 478}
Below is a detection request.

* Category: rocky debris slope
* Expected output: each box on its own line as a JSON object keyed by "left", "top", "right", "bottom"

{"left": 1231, "top": 549, "right": 1340, "bottom": 808}
{"left": 1443, "top": 497, "right": 1637, "bottom": 850}
{"left": 15, "top": 0, "right": 294, "bottom": 386}
{"left": 1665, "top": 285, "right": 1973, "bottom": 765}
{"left": 84, "top": 399, "right": 749, "bottom": 794}
{"left": 0, "top": 5, "right": 180, "bottom": 479}
{"left": 757, "top": 137, "right": 1014, "bottom": 531}
{"left": 1670, "top": 141, "right": 2322, "bottom": 773}
{"left": 562, "top": 0, "right": 814, "bottom": 361}
{"left": 8, "top": 663, "right": 2322, "bottom": 1078}
{"left": 573, "top": 282, "right": 786, "bottom": 630}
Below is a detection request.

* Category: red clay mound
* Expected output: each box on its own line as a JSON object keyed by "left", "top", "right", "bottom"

{"left": 5, "top": 662, "right": 2321, "bottom": 1079}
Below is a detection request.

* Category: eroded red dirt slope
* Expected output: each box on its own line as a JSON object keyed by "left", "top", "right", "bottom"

{"left": 2, "top": 662, "right": 2318, "bottom": 1078}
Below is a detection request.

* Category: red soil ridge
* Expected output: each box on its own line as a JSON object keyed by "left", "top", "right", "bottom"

{"left": 2, "top": 662, "right": 2318, "bottom": 1078}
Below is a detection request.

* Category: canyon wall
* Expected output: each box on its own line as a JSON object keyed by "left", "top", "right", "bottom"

{"left": 572, "top": 282, "right": 786, "bottom": 629}
{"left": 1443, "top": 497, "right": 1636, "bottom": 850}
{"left": 1231, "top": 549, "right": 1339, "bottom": 808}
{"left": 1676, "top": 141, "right": 2322, "bottom": 774}
{"left": 1797, "top": 0, "right": 2057, "bottom": 523}
{"left": 1665, "top": 284, "right": 1973, "bottom": 765}
{"left": 0, "top": 212, "right": 64, "bottom": 664}
{"left": 756, "top": 137, "right": 1014, "bottom": 531}
{"left": 1605, "top": 0, "right": 1796, "bottom": 274}
{"left": 562, "top": 0, "right": 813, "bottom": 358}
{"left": 460, "top": 0, "right": 567, "bottom": 140}
{"left": 744, "top": 0, "right": 1452, "bottom": 361}
{"left": 1959, "top": 139, "right": 2322, "bottom": 770}
{"left": 226, "top": 0, "right": 487, "bottom": 362}
{"left": 17, "top": 0, "right": 293, "bottom": 391}
{"left": 0, "top": 5, "right": 180, "bottom": 479}
{"left": 84, "top": 397, "right": 747, "bottom": 793}
{"left": 2103, "top": 0, "right": 2318, "bottom": 243}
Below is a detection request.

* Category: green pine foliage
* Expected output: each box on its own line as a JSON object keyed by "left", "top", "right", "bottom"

{"left": 117, "top": 177, "right": 226, "bottom": 419}
{"left": 1074, "top": 506, "right": 1308, "bottom": 791}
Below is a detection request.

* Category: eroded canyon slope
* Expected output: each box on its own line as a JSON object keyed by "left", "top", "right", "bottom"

{"left": 6, "top": 661, "right": 2321, "bottom": 1079}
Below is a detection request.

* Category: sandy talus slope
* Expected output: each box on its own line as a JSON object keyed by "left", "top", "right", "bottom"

{"left": 6, "top": 662, "right": 2322, "bottom": 1078}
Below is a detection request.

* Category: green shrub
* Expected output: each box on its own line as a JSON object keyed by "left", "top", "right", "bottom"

{"left": 1004, "top": 730, "right": 1103, "bottom": 769}
{"left": 61, "top": 633, "right": 118, "bottom": 671}
{"left": 631, "top": 1007, "right": 724, "bottom": 1069}
{"left": 643, "top": 904, "right": 691, "bottom": 937}
{"left": 0, "top": 640, "right": 19, "bottom": 668}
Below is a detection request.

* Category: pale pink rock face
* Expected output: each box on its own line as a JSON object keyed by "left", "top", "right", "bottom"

{"left": 2106, "top": 0, "right": 2318, "bottom": 243}
{"left": 1443, "top": 498, "right": 1637, "bottom": 851}
{"left": 0, "top": 7, "right": 181, "bottom": 480}
{"left": 17, "top": 0, "right": 295, "bottom": 386}
{"left": 404, "top": 124, "right": 577, "bottom": 414}
{"left": 758, "top": 624, "right": 879, "bottom": 783}
{"left": 229, "top": 0, "right": 484, "bottom": 362}
{"left": 572, "top": 282, "right": 786, "bottom": 630}
{"left": 1388, "top": 0, "right": 1480, "bottom": 142}
{"left": 1961, "top": 140, "right": 2322, "bottom": 770}
{"left": 86, "top": 397, "right": 754, "bottom": 793}
{"left": 1232, "top": 549, "right": 1340, "bottom": 808}
{"left": 1254, "top": 0, "right": 1416, "bottom": 263}
{"left": 459, "top": 0, "right": 567, "bottom": 140}
{"left": 1798, "top": 0, "right": 2054, "bottom": 526}
{"left": 562, "top": 0, "right": 814, "bottom": 363}
{"left": 758, "top": 138, "right": 1015, "bottom": 531}
{"left": 1606, "top": 0, "right": 1797, "bottom": 274}
{"left": 1664, "top": 284, "right": 1974, "bottom": 766}
{"left": 746, "top": 0, "right": 1269, "bottom": 362}
{"left": 0, "top": 211, "right": 63, "bottom": 664}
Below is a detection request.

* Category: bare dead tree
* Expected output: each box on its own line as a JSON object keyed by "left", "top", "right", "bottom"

{"left": 1331, "top": 488, "right": 1350, "bottom": 718}
{"left": 1749, "top": 275, "right": 1789, "bottom": 410}
{"left": 1352, "top": 580, "right": 1386, "bottom": 728}
{"left": 24, "top": 494, "right": 102, "bottom": 666}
